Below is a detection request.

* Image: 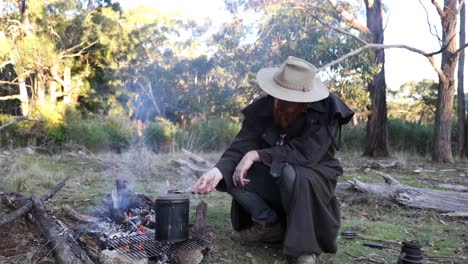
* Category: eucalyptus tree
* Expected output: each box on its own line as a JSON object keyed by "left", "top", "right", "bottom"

{"left": 0, "top": 0, "right": 108, "bottom": 116}
{"left": 457, "top": 0, "right": 467, "bottom": 158}
{"left": 209, "top": 0, "right": 373, "bottom": 121}
{"left": 116, "top": 5, "right": 212, "bottom": 126}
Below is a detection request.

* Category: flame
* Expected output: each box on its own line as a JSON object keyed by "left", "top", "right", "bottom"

{"left": 122, "top": 244, "right": 130, "bottom": 250}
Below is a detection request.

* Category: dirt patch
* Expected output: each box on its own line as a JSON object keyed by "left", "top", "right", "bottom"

{"left": 0, "top": 205, "right": 56, "bottom": 263}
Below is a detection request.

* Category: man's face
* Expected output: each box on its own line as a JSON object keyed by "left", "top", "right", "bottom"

{"left": 273, "top": 98, "right": 305, "bottom": 129}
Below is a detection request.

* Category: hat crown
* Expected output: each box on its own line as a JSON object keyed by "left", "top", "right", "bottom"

{"left": 273, "top": 56, "right": 317, "bottom": 92}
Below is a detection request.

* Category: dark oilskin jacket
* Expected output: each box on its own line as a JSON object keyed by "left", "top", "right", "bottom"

{"left": 215, "top": 93, "right": 354, "bottom": 256}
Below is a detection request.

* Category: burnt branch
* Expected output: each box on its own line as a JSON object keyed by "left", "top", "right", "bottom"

{"left": 0, "top": 176, "right": 71, "bottom": 226}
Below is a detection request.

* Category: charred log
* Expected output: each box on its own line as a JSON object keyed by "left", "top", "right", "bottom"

{"left": 192, "top": 201, "right": 207, "bottom": 234}
{"left": 106, "top": 177, "right": 154, "bottom": 223}
{"left": 62, "top": 204, "right": 100, "bottom": 223}
{"left": 0, "top": 176, "right": 71, "bottom": 226}
{"left": 77, "top": 233, "right": 104, "bottom": 261}
{"left": 31, "top": 194, "right": 94, "bottom": 264}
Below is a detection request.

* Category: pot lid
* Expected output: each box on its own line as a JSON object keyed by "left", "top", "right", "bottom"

{"left": 156, "top": 193, "right": 190, "bottom": 201}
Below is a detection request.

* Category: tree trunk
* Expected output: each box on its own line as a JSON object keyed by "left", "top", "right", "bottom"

{"left": 363, "top": 0, "right": 389, "bottom": 157}
{"left": 35, "top": 74, "right": 46, "bottom": 103}
{"left": 18, "top": 77, "right": 29, "bottom": 116}
{"left": 48, "top": 78, "right": 58, "bottom": 103}
{"left": 458, "top": 0, "right": 466, "bottom": 159}
{"left": 432, "top": 0, "right": 458, "bottom": 163}
{"left": 63, "top": 66, "right": 72, "bottom": 105}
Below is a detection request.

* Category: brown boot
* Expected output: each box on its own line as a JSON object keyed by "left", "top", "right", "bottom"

{"left": 288, "top": 254, "right": 318, "bottom": 264}
{"left": 230, "top": 220, "right": 283, "bottom": 244}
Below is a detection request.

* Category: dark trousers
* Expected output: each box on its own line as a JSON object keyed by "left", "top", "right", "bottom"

{"left": 226, "top": 162, "right": 296, "bottom": 224}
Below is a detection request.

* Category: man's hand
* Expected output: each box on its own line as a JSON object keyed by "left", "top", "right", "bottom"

{"left": 233, "top": 150, "right": 260, "bottom": 187}
{"left": 192, "top": 167, "right": 223, "bottom": 194}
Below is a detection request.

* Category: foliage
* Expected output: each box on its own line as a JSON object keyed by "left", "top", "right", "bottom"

{"left": 387, "top": 119, "right": 433, "bottom": 155}
{"left": 65, "top": 112, "right": 133, "bottom": 152}
{"left": 176, "top": 118, "right": 241, "bottom": 152}
{"left": 342, "top": 119, "right": 444, "bottom": 155}
{"left": 388, "top": 80, "right": 438, "bottom": 125}
{"left": 0, "top": 0, "right": 456, "bottom": 158}
{"left": 143, "top": 118, "right": 240, "bottom": 152}
{"left": 143, "top": 118, "right": 178, "bottom": 152}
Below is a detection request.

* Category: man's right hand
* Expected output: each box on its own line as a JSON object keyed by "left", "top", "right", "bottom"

{"left": 192, "top": 167, "right": 223, "bottom": 194}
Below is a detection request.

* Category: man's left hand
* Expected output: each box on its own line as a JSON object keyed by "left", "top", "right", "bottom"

{"left": 233, "top": 150, "right": 260, "bottom": 187}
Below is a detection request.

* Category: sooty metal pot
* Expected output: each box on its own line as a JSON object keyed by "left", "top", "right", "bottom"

{"left": 155, "top": 193, "right": 190, "bottom": 242}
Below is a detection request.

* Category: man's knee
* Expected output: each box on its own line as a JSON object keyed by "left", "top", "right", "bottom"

{"left": 278, "top": 164, "right": 296, "bottom": 190}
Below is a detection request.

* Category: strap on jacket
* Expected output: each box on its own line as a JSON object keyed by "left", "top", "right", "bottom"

{"left": 326, "top": 124, "right": 342, "bottom": 151}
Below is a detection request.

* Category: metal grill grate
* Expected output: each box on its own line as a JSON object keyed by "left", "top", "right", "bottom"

{"left": 105, "top": 232, "right": 210, "bottom": 261}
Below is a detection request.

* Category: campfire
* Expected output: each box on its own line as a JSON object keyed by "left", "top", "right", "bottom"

{"left": 0, "top": 176, "right": 210, "bottom": 264}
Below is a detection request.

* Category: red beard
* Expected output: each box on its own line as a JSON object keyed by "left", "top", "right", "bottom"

{"left": 273, "top": 99, "right": 306, "bottom": 129}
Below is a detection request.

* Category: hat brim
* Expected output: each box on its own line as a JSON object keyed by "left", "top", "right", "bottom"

{"left": 256, "top": 67, "right": 329, "bottom": 103}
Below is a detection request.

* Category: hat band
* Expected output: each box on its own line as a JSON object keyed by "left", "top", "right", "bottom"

{"left": 273, "top": 75, "right": 313, "bottom": 92}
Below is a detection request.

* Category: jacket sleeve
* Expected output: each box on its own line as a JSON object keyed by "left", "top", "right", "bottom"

{"left": 256, "top": 111, "right": 336, "bottom": 177}
{"left": 215, "top": 115, "right": 262, "bottom": 191}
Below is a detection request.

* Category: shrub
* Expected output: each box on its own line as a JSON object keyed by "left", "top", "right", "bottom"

{"left": 65, "top": 114, "right": 132, "bottom": 152}
{"left": 341, "top": 123, "right": 366, "bottom": 153}
{"left": 388, "top": 119, "right": 433, "bottom": 155}
{"left": 143, "top": 118, "right": 178, "bottom": 152}
{"left": 176, "top": 118, "right": 240, "bottom": 152}
{"left": 339, "top": 119, "right": 435, "bottom": 155}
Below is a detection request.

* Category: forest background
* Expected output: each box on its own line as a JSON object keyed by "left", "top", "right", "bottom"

{"left": 0, "top": 0, "right": 467, "bottom": 163}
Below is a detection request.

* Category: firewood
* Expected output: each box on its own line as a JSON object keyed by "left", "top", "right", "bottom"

{"left": 0, "top": 192, "right": 35, "bottom": 223}
{"left": 31, "top": 194, "right": 94, "bottom": 264}
{"left": 106, "top": 177, "right": 155, "bottom": 223}
{"left": 62, "top": 204, "right": 100, "bottom": 223}
{"left": 77, "top": 233, "right": 104, "bottom": 261}
{"left": 0, "top": 176, "right": 71, "bottom": 226}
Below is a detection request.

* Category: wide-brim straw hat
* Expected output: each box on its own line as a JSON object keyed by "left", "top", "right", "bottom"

{"left": 256, "top": 56, "right": 329, "bottom": 103}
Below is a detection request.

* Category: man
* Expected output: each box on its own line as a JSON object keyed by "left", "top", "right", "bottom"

{"left": 192, "top": 56, "right": 354, "bottom": 263}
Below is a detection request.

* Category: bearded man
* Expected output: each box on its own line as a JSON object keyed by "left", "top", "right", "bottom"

{"left": 192, "top": 56, "right": 354, "bottom": 263}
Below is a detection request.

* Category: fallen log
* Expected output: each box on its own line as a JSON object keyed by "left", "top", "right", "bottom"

{"left": 62, "top": 204, "right": 100, "bottom": 223}
{"left": 1, "top": 192, "right": 35, "bottom": 223}
{"left": 349, "top": 170, "right": 468, "bottom": 212}
{"left": 0, "top": 176, "right": 71, "bottom": 226}
{"left": 181, "top": 148, "right": 213, "bottom": 168}
{"left": 436, "top": 183, "right": 468, "bottom": 192}
{"left": 31, "top": 194, "right": 94, "bottom": 264}
{"left": 177, "top": 150, "right": 468, "bottom": 213}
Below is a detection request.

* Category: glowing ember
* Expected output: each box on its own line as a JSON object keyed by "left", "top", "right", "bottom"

{"left": 136, "top": 224, "right": 146, "bottom": 234}
{"left": 138, "top": 244, "right": 144, "bottom": 251}
{"left": 122, "top": 244, "right": 130, "bottom": 250}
